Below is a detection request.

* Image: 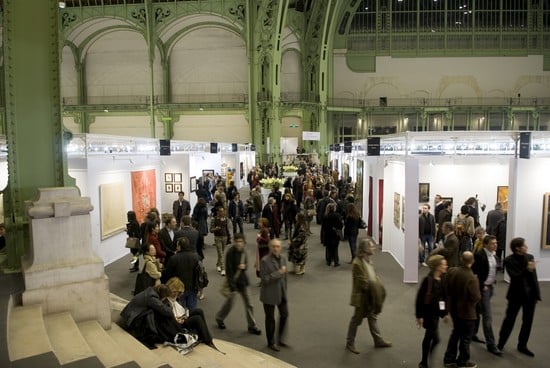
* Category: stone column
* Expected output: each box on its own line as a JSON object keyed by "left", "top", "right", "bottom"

{"left": 22, "top": 187, "right": 111, "bottom": 329}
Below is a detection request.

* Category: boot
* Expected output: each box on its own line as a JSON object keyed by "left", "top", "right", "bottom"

{"left": 296, "top": 265, "right": 305, "bottom": 275}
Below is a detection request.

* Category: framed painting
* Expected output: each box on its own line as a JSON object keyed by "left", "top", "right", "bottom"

{"left": 190, "top": 176, "right": 197, "bottom": 192}
{"left": 401, "top": 196, "right": 405, "bottom": 231}
{"left": 99, "top": 182, "right": 126, "bottom": 240}
{"left": 497, "top": 186, "right": 509, "bottom": 211}
{"left": 165, "top": 184, "right": 173, "bottom": 193}
{"left": 394, "top": 192, "right": 401, "bottom": 229}
{"left": 419, "top": 183, "right": 430, "bottom": 203}
{"left": 174, "top": 184, "right": 182, "bottom": 193}
{"left": 356, "top": 160, "right": 364, "bottom": 217}
{"left": 164, "top": 173, "right": 173, "bottom": 183}
{"left": 542, "top": 193, "right": 550, "bottom": 249}
{"left": 131, "top": 169, "right": 157, "bottom": 223}
{"left": 173, "top": 173, "right": 182, "bottom": 183}
{"left": 202, "top": 169, "right": 215, "bottom": 178}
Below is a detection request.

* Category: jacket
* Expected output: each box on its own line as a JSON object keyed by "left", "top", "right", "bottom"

{"left": 225, "top": 245, "right": 249, "bottom": 291}
{"left": 120, "top": 286, "right": 173, "bottom": 330}
{"left": 349, "top": 256, "right": 386, "bottom": 316}
{"left": 504, "top": 253, "right": 541, "bottom": 302}
{"left": 260, "top": 252, "right": 287, "bottom": 306}
{"left": 445, "top": 266, "right": 480, "bottom": 320}
{"left": 163, "top": 250, "right": 200, "bottom": 292}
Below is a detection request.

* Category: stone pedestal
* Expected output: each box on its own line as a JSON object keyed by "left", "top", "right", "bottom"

{"left": 21, "top": 187, "right": 111, "bottom": 329}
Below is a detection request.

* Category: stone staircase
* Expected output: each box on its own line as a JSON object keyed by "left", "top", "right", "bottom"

{"left": 7, "top": 296, "right": 296, "bottom": 368}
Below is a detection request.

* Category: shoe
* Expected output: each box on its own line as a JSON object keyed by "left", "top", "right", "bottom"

{"left": 443, "top": 363, "right": 457, "bottom": 368}
{"left": 497, "top": 343, "right": 504, "bottom": 351}
{"left": 334, "top": 263, "right": 340, "bottom": 267}
{"left": 129, "top": 267, "right": 138, "bottom": 272}
{"left": 248, "top": 327, "right": 262, "bottom": 335}
{"left": 278, "top": 341, "right": 290, "bottom": 348}
{"left": 418, "top": 363, "right": 428, "bottom": 368}
{"left": 216, "top": 319, "right": 226, "bottom": 329}
{"left": 216, "top": 266, "right": 222, "bottom": 273}
{"left": 346, "top": 343, "right": 360, "bottom": 354}
{"left": 375, "top": 340, "right": 392, "bottom": 348}
{"left": 471, "top": 335, "right": 485, "bottom": 343}
{"left": 488, "top": 346, "right": 502, "bottom": 356}
{"left": 268, "top": 344, "right": 280, "bottom": 352}
{"left": 517, "top": 346, "right": 535, "bottom": 357}
{"left": 198, "top": 292, "right": 205, "bottom": 300}
{"left": 130, "top": 258, "right": 137, "bottom": 265}
{"left": 421, "top": 262, "right": 428, "bottom": 267}
{"left": 221, "top": 270, "right": 226, "bottom": 276}
{"left": 457, "top": 362, "right": 477, "bottom": 368}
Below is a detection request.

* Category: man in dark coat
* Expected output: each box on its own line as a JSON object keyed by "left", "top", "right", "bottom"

{"left": 443, "top": 251, "right": 481, "bottom": 368}
{"left": 163, "top": 237, "right": 200, "bottom": 311}
{"left": 172, "top": 191, "right": 191, "bottom": 229}
{"left": 418, "top": 203, "right": 436, "bottom": 265}
{"left": 440, "top": 222, "right": 460, "bottom": 268}
{"left": 158, "top": 214, "right": 177, "bottom": 264}
{"left": 174, "top": 215, "right": 201, "bottom": 258}
{"left": 485, "top": 203, "right": 504, "bottom": 236}
{"left": 215, "top": 233, "right": 261, "bottom": 335}
{"left": 497, "top": 237, "right": 541, "bottom": 357}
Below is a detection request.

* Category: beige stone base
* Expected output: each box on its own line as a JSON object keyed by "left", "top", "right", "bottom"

{"left": 23, "top": 275, "right": 111, "bottom": 329}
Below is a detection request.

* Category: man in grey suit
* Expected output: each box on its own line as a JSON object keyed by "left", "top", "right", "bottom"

{"left": 260, "top": 239, "right": 288, "bottom": 352}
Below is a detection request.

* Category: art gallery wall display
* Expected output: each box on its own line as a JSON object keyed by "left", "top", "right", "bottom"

{"left": 99, "top": 182, "right": 126, "bottom": 240}
{"left": 190, "top": 176, "right": 197, "bottom": 192}
{"left": 394, "top": 192, "right": 401, "bottom": 229}
{"left": 497, "top": 186, "right": 509, "bottom": 210}
{"left": 542, "top": 193, "right": 550, "bottom": 249}
{"left": 401, "top": 196, "right": 405, "bottom": 231}
{"left": 356, "top": 160, "right": 364, "bottom": 217}
{"left": 174, "top": 184, "right": 182, "bottom": 193}
{"left": 165, "top": 184, "right": 173, "bottom": 193}
{"left": 419, "top": 183, "right": 430, "bottom": 203}
{"left": 173, "top": 173, "right": 182, "bottom": 183}
{"left": 202, "top": 169, "right": 215, "bottom": 178}
{"left": 131, "top": 169, "right": 157, "bottom": 223}
{"left": 165, "top": 173, "right": 173, "bottom": 183}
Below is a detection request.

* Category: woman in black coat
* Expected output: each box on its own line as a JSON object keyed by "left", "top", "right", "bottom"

{"left": 321, "top": 203, "right": 343, "bottom": 267}
{"left": 344, "top": 203, "right": 361, "bottom": 262}
{"left": 126, "top": 211, "right": 141, "bottom": 272}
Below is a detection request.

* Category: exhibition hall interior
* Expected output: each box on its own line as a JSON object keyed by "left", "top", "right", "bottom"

{"left": 1, "top": 1, "right": 550, "bottom": 367}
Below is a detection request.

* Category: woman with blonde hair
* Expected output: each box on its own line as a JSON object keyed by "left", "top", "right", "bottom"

{"left": 165, "top": 277, "right": 215, "bottom": 347}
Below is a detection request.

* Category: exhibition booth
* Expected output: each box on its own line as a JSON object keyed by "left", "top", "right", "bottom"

{"left": 66, "top": 134, "right": 255, "bottom": 265}
{"left": 332, "top": 131, "right": 550, "bottom": 283}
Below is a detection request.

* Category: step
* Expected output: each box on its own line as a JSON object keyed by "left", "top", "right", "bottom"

{"left": 106, "top": 322, "right": 171, "bottom": 368}
{"left": 154, "top": 339, "right": 296, "bottom": 368}
{"left": 8, "top": 303, "right": 59, "bottom": 367}
{"left": 43, "top": 311, "right": 102, "bottom": 367}
{"left": 78, "top": 320, "right": 137, "bottom": 368}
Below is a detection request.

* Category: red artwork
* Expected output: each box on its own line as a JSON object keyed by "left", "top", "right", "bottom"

{"left": 131, "top": 169, "right": 157, "bottom": 224}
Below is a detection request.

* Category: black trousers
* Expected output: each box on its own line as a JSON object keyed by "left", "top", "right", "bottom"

{"left": 421, "top": 318, "right": 440, "bottom": 365}
{"left": 263, "top": 298, "right": 289, "bottom": 346}
{"left": 444, "top": 316, "right": 475, "bottom": 365}
{"left": 498, "top": 298, "right": 536, "bottom": 348}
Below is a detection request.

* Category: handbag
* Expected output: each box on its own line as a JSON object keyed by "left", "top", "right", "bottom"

{"left": 125, "top": 237, "right": 140, "bottom": 249}
{"left": 334, "top": 227, "right": 344, "bottom": 241}
{"left": 306, "top": 209, "right": 316, "bottom": 217}
{"left": 359, "top": 218, "right": 367, "bottom": 229}
{"left": 219, "top": 252, "right": 245, "bottom": 297}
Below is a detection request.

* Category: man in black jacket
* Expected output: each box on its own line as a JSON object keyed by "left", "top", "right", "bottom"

{"left": 158, "top": 214, "right": 177, "bottom": 264}
{"left": 163, "top": 237, "right": 200, "bottom": 311}
{"left": 418, "top": 204, "right": 436, "bottom": 265}
{"left": 497, "top": 237, "right": 541, "bottom": 357}
{"left": 472, "top": 235, "right": 501, "bottom": 355}
{"left": 215, "top": 233, "right": 262, "bottom": 335}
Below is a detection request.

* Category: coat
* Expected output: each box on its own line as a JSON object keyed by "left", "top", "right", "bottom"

{"left": 174, "top": 226, "right": 199, "bottom": 253}
{"left": 441, "top": 233, "right": 460, "bottom": 267}
{"left": 349, "top": 256, "right": 386, "bottom": 316}
{"left": 120, "top": 286, "right": 173, "bottom": 332}
{"left": 259, "top": 253, "right": 287, "bottom": 306}
{"left": 163, "top": 250, "right": 200, "bottom": 292}
{"left": 444, "top": 266, "right": 480, "bottom": 320}
{"left": 504, "top": 253, "right": 541, "bottom": 303}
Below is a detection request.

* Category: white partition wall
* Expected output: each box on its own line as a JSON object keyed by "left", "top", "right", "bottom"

{"left": 507, "top": 157, "right": 550, "bottom": 281}
{"left": 382, "top": 159, "right": 406, "bottom": 267}
{"left": 160, "top": 153, "right": 191, "bottom": 215}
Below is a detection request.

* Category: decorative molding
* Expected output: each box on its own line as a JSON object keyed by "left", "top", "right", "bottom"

{"left": 228, "top": 4, "right": 245, "bottom": 21}
{"left": 61, "top": 11, "right": 77, "bottom": 29}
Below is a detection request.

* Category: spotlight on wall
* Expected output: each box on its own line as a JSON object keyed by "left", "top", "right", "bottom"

{"left": 59, "top": 1, "right": 66, "bottom": 8}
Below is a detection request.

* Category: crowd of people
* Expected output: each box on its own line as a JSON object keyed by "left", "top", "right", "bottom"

{"left": 417, "top": 196, "right": 541, "bottom": 368}
{"left": 118, "top": 163, "right": 540, "bottom": 368}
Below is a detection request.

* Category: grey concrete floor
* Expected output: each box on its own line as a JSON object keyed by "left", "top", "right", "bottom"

{"left": 106, "top": 221, "right": 548, "bottom": 368}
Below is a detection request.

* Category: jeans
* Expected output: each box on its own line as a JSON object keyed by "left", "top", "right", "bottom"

{"left": 477, "top": 285, "right": 496, "bottom": 348}
{"left": 263, "top": 298, "right": 288, "bottom": 345}
{"left": 347, "top": 234, "right": 358, "bottom": 260}
{"left": 178, "top": 290, "right": 198, "bottom": 312}
{"left": 216, "top": 287, "right": 258, "bottom": 329}
{"left": 444, "top": 316, "right": 475, "bottom": 365}
{"left": 346, "top": 310, "right": 385, "bottom": 346}
{"left": 232, "top": 217, "right": 244, "bottom": 234}
{"left": 419, "top": 234, "right": 434, "bottom": 262}
{"left": 214, "top": 236, "right": 226, "bottom": 270}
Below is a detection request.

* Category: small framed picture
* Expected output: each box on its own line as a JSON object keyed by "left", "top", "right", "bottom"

{"left": 164, "top": 173, "right": 173, "bottom": 183}
{"left": 165, "top": 183, "right": 173, "bottom": 193}
{"left": 419, "top": 183, "right": 430, "bottom": 203}
{"left": 190, "top": 176, "right": 197, "bottom": 192}
{"left": 174, "top": 173, "right": 182, "bottom": 183}
{"left": 174, "top": 184, "right": 182, "bottom": 193}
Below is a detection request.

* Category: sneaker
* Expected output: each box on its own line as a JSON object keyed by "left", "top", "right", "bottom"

{"left": 216, "top": 266, "right": 222, "bottom": 273}
{"left": 221, "top": 270, "right": 226, "bottom": 276}
{"left": 421, "top": 262, "right": 428, "bottom": 267}
{"left": 216, "top": 319, "right": 226, "bottom": 329}
{"left": 457, "top": 362, "right": 477, "bottom": 368}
